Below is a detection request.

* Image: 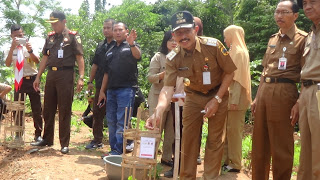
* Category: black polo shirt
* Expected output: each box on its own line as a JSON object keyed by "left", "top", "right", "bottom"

{"left": 92, "top": 39, "right": 115, "bottom": 89}
{"left": 104, "top": 40, "right": 141, "bottom": 89}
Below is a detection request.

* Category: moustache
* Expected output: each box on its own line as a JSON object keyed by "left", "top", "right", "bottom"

{"left": 179, "top": 38, "right": 190, "bottom": 43}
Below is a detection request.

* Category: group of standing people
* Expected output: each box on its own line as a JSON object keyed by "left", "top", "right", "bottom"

{"left": 1, "top": 0, "right": 320, "bottom": 179}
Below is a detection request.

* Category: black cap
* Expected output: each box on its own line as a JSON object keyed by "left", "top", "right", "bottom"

{"left": 297, "top": 0, "right": 303, "bottom": 8}
{"left": 46, "top": 11, "right": 66, "bottom": 23}
{"left": 171, "top": 11, "right": 195, "bottom": 32}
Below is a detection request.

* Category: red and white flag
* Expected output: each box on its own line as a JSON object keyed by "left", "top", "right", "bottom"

{"left": 14, "top": 45, "right": 24, "bottom": 91}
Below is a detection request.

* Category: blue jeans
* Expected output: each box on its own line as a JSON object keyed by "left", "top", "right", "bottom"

{"left": 106, "top": 87, "right": 135, "bottom": 154}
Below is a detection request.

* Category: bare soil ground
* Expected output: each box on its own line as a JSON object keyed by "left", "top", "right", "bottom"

{"left": 0, "top": 112, "right": 250, "bottom": 180}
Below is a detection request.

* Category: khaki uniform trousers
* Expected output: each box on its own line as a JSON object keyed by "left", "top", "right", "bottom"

{"left": 92, "top": 87, "right": 106, "bottom": 143}
{"left": 252, "top": 83, "right": 297, "bottom": 180}
{"left": 43, "top": 70, "right": 74, "bottom": 147}
{"left": 297, "top": 85, "right": 320, "bottom": 180}
{"left": 223, "top": 110, "right": 246, "bottom": 169}
{"left": 180, "top": 90, "right": 228, "bottom": 180}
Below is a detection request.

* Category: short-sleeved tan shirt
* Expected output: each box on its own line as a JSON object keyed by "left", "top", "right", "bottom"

{"left": 164, "top": 36, "right": 237, "bottom": 94}
{"left": 262, "top": 24, "right": 307, "bottom": 83}
{"left": 42, "top": 28, "right": 83, "bottom": 67}
{"left": 301, "top": 23, "right": 320, "bottom": 81}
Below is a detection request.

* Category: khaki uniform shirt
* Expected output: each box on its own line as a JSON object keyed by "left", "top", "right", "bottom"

{"left": 164, "top": 36, "right": 236, "bottom": 94}
{"left": 42, "top": 28, "right": 83, "bottom": 67}
{"left": 301, "top": 23, "right": 320, "bottom": 81}
{"left": 262, "top": 24, "right": 307, "bottom": 82}
{"left": 5, "top": 46, "right": 38, "bottom": 77}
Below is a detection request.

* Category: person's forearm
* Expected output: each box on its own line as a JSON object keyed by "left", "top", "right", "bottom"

{"left": 100, "top": 73, "right": 109, "bottom": 93}
{"left": 29, "top": 52, "right": 40, "bottom": 64}
{"left": 230, "top": 80, "right": 242, "bottom": 105}
{"left": 130, "top": 46, "right": 141, "bottom": 59}
{"left": 89, "top": 64, "right": 98, "bottom": 83}
{"left": 155, "top": 86, "right": 174, "bottom": 114}
{"left": 76, "top": 55, "right": 85, "bottom": 77}
{"left": 5, "top": 47, "right": 15, "bottom": 67}
{"left": 215, "top": 72, "right": 234, "bottom": 99}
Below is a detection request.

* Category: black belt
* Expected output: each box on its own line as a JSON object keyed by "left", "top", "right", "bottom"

{"left": 23, "top": 75, "right": 36, "bottom": 80}
{"left": 47, "top": 66, "right": 73, "bottom": 71}
{"left": 187, "top": 84, "right": 221, "bottom": 96}
{"left": 264, "top": 77, "right": 295, "bottom": 84}
{"left": 301, "top": 80, "right": 320, "bottom": 87}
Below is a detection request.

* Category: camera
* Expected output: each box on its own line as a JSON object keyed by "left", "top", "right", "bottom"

{"left": 16, "top": 38, "right": 27, "bottom": 45}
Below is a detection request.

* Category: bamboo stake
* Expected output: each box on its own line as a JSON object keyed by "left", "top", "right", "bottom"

{"left": 173, "top": 102, "right": 180, "bottom": 179}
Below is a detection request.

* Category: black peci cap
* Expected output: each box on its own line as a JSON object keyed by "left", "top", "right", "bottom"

{"left": 297, "top": 0, "right": 303, "bottom": 8}
{"left": 46, "top": 11, "right": 66, "bottom": 23}
{"left": 171, "top": 11, "right": 195, "bottom": 32}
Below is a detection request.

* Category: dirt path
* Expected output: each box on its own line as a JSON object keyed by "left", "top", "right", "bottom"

{"left": 0, "top": 113, "right": 250, "bottom": 180}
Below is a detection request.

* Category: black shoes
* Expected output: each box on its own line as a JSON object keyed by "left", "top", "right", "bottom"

{"left": 164, "top": 168, "right": 174, "bottom": 178}
{"left": 30, "top": 139, "right": 53, "bottom": 147}
{"left": 197, "top": 155, "right": 201, "bottom": 165}
{"left": 61, "top": 147, "right": 69, "bottom": 154}
{"left": 222, "top": 164, "right": 240, "bottom": 173}
{"left": 34, "top": 136, "right": 43, "bottom": 142}
{"left": 161, "top": 159, "right": 174, "bottom": 167}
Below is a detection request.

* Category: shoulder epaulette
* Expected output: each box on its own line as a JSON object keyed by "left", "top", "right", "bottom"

{"left": 270, "top": 33, "right": 277, "bottom": 37}
{"left": 166, "top": 47, "right": 180, "bottom": 61}
{"left": 69, "top": 30, "right": 77, "bottom": 35}
{"left": 298, "top": 30, "right": 308, "bottom": 37}
{"left": 48, "top": 31, "right": 55, "bottom": 36}
{"left": 199, "top": 37, "right": 218, "bottom": 47}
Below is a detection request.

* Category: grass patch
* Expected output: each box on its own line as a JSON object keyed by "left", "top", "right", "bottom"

{"left": 72, "top": 99, "right": 89, "bottom": 112}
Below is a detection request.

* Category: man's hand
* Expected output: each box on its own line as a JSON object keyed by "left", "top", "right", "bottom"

{"left": 290, "top": 102, "right": 299, "bottom": 126}
{"left": 97, "top": 90, "right": 107, "bottom": 107}
{"left": 251, "top": 98, "right": 257, "bottom": 116}
{"left": 126, "top": 29, "right": 137, "bottom": 45}
{"left": 145, "top": 112, "right": 161, "bottom": 130}
{"left": 26, "top": 41, "right": 33, "bottom": 52}
{"left": 11, "top": 37, "right": 19, "bottom": 48}
{"left": 33, "top": 77, "right": 40, "bottom": 92}
{"left": 203, "top": 98, "right": 219, "bottom": 118}
{"left": 76, "top": 79, "right": 84, "bottom": 93}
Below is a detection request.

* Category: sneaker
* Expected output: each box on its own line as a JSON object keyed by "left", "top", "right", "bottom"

{"left": 85, "top": 141, "right": 103, "bottom": 150}
{"left": 126, "top": 142, "right": 134, "bottom": 152}
{"left": 223, "top": 165, "right": 240, "bottom": 173}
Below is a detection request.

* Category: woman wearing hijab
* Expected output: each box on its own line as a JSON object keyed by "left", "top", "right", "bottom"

{"left": 147, "top": 31, "right": 177, "bottom": 167}
{"left": 222, "top": 25, "right": 252, "bottom": 172}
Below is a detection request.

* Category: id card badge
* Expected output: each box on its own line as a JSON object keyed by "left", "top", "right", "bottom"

{"left": 203, "top": 71, "right": 211, "bottom": 85}
{"left": 278, "top": 57, "right": 287, "bottom": 70}
{"left": 58, "top": 50, "right": 64, "bottom": 58}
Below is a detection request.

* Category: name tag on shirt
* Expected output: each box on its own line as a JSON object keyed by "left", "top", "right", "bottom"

{"left": 58, "top": 50, "right": 64, "bottom": 58}
{"left": 278, "top": 57, "right": 287, "bottom": 70}
{"left": 203, "top": 72, "right": 211, "bottom": 85}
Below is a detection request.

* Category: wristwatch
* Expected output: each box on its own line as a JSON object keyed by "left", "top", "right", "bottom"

{"left": 87, "top": 81, "right": 93, "bottom": 85}
{"left": 129, "top": 44, "right": 136, "bottom": 47}
{"left": 28, "top": 49, "right": 33, "bottom": 54}
{"left": 214, "top": 95, "right": 222, "bottom": 103}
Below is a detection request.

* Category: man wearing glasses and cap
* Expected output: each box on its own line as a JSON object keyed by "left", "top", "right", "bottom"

{"left": 146, "top": 11, "right": 236, "bottom": 179}
{"left": 32, "top": 11, "right": 85, "bottom": 154}
{"left": 250, "top": 0, "right": 307, "bottom": 179}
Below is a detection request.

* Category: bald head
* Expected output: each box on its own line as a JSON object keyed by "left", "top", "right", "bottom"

{"left": 194, "top": 17, "right": 203, "bottom": 36}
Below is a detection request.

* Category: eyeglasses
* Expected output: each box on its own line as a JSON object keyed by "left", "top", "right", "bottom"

{"left": 274, "top": 10, "right": 293, "bottom": 16}
{"left": 173, "top": 29, "right": 193, "bottom": 37}
{"left": 168, "top": 39, "right": 176, "bottom": 43}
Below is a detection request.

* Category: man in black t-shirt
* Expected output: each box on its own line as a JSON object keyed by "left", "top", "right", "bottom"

{"left": 86, "top": 19, "right": 115, "bottom": 150}
{"left": 98, "top": 22, "right": 141, "bottom": 155}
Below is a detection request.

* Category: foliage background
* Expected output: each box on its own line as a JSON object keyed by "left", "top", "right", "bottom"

{"left": 0, "top": 0, "right": 313, "bottom": 103}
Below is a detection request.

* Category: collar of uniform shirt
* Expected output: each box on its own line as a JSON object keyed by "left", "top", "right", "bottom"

{"left": 311, "top": 22, "right": 320, "bottom": 33}
{"left": 181, "top": 36, "right": 202, "bottom": 57}
{"left": 278, "top": 24, "right": 297, "bottom": 40}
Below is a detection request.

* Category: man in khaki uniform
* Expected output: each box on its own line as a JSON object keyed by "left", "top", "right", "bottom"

{"left": 32, "top": 11, "right": 85, "bottom": 154}
{"left": 146, "top": 11, "right": 236, "bottom": 179}
{"left": 297, "top": 0, "right": 320, "bottom": 179}
{"left": 251, "top": 1, "right": 307, "bottom": 179}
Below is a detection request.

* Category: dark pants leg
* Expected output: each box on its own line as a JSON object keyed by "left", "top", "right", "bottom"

{"left": 92, "top": 87, "right": 106, "bottom": 143}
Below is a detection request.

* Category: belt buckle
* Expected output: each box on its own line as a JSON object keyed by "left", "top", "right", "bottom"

{"left": 52, "top": 67, "right": 58, "bottom": 71}
{"left": 25, "top": 76, "right": 30, "bottom": 80}
{"left": 265, "top": 77, "right": 271, "bottom": 83}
